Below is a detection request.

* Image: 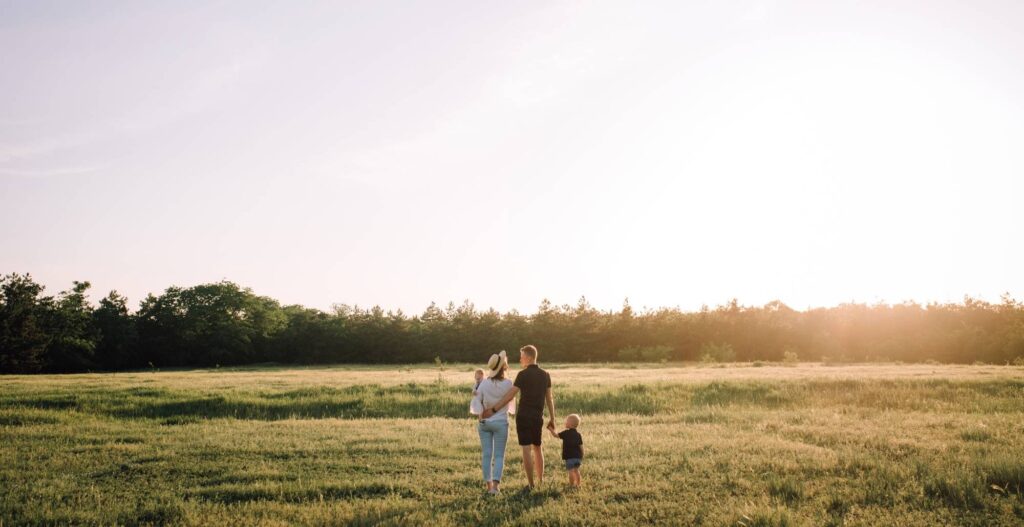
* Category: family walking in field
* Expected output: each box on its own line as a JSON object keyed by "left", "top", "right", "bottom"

{"left": 470, "top": 345, "right": 584, "bottom": 495}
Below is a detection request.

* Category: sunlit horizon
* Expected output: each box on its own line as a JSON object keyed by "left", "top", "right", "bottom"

{"left": 2, "top": 1, "right": 1022, "bottom": 315}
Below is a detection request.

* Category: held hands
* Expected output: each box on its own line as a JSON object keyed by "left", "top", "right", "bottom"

{"left": 546, "top": 419, "right": 556, "bottom": 433}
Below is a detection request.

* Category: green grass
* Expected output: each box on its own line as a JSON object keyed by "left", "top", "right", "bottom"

{"left": 1, "top": 363, "right": 1023, "bottom": 525}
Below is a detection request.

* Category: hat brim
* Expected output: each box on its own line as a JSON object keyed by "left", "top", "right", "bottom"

{"left": 486, "top": 355, "right": 507, "bottom": 378}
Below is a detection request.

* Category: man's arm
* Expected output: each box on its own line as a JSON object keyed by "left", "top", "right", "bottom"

{"left": 481, "top": 386, "right": 519, "bottom": 419}
{"left": 545, "top": 387, "right": 556, "bottom": 431}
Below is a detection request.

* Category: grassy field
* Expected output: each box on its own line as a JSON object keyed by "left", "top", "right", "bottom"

{"left": 2, "top": 362, "right": 1024, "bottom": 526}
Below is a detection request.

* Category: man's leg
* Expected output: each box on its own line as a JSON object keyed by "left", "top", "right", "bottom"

{"left": 532, "top": 444, "right": 544, "bottom": 485}
{"left": 521, "top": 446, "right": 535, "bottom": 487}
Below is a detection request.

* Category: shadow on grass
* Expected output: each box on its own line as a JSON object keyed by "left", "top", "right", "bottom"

{"left": 691, "top": 382, "right": 793, "bottom": 407}
{"left": 0, "top": 411, "right": 63, "bottom": 426}
{"left": 6, "top": 395, "right": 79, "bottom": 410}
{"left": 5, "top": 384, "right": 673, "bottom": 421}
{"left": 5, "top": 379, "right": 1022, "bottom": 422}
{"left": 188, "top": 483, "right": 416, "bottom": 503}
{"left": 117, "top": 502, "right": 184, "bottom": 527}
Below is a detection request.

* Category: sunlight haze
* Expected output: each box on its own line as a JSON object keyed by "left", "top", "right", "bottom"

{"left": 2, "top": 0, "right": 1022, "bottom": 313}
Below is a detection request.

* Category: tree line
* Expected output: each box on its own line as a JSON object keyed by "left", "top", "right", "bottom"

{"left": 1, "top": 272, "right": 1023, "bottom": 373}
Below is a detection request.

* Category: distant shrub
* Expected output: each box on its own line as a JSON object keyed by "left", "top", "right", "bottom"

{"left": 644, "top": 345, "right": 673, "bottom": 362}
{"left": 617, "top": 345, "right": 673, "bottom": 362}
{"left": 782, "top": 350, "right": 799, "bottom": 364}
{"left": 617, "top": 347, "right": 639, "bottom": 361}
{"left": 700, "top": 342, "right": 735, "bottom": 363}
{"left": 1013, "top": 356, "right": 1024, "bottom": 367}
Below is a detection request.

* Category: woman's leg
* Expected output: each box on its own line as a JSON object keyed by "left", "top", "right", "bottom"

{"left": 479, "top": 422, "right": 493, "bottom": 485}
{"left": 492, "top": 421, "right": 508, "bottom": 485}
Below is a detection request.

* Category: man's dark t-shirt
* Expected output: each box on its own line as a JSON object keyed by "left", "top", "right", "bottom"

{"left": 557, "top": 429, "right": 583, "bottom": 460}
{"left": 513, "top": 364, "right": 551, "bottom": 419}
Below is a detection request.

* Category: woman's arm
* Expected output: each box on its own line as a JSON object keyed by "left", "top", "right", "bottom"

{"left": 481, "top": 385, "right": 519, "bottom": 418}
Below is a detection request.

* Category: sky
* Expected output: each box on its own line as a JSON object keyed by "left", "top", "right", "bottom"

{"left": 2, "top": 0, "right": 1023, "bottom": 314}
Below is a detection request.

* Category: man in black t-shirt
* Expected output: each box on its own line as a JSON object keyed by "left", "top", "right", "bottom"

{"left": 482, "top": 344, "right": 555, "bottom": 488}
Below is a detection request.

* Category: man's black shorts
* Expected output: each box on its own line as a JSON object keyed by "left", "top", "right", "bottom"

{"left": 516, "top": 415, "right": 544, "bottom": 446}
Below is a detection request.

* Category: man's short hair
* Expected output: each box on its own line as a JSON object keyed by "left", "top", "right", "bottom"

{"left": 520, "top": 344, "right": 538, "bottom": 360}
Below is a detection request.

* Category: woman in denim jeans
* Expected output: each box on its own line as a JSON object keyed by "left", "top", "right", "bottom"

{"left": 475, "top": 351, "right": 516, "bottom": 494}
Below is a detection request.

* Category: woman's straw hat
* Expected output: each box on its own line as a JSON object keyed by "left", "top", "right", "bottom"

{"left": 486, "top": 350, "right": 508, "bottom": 378}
